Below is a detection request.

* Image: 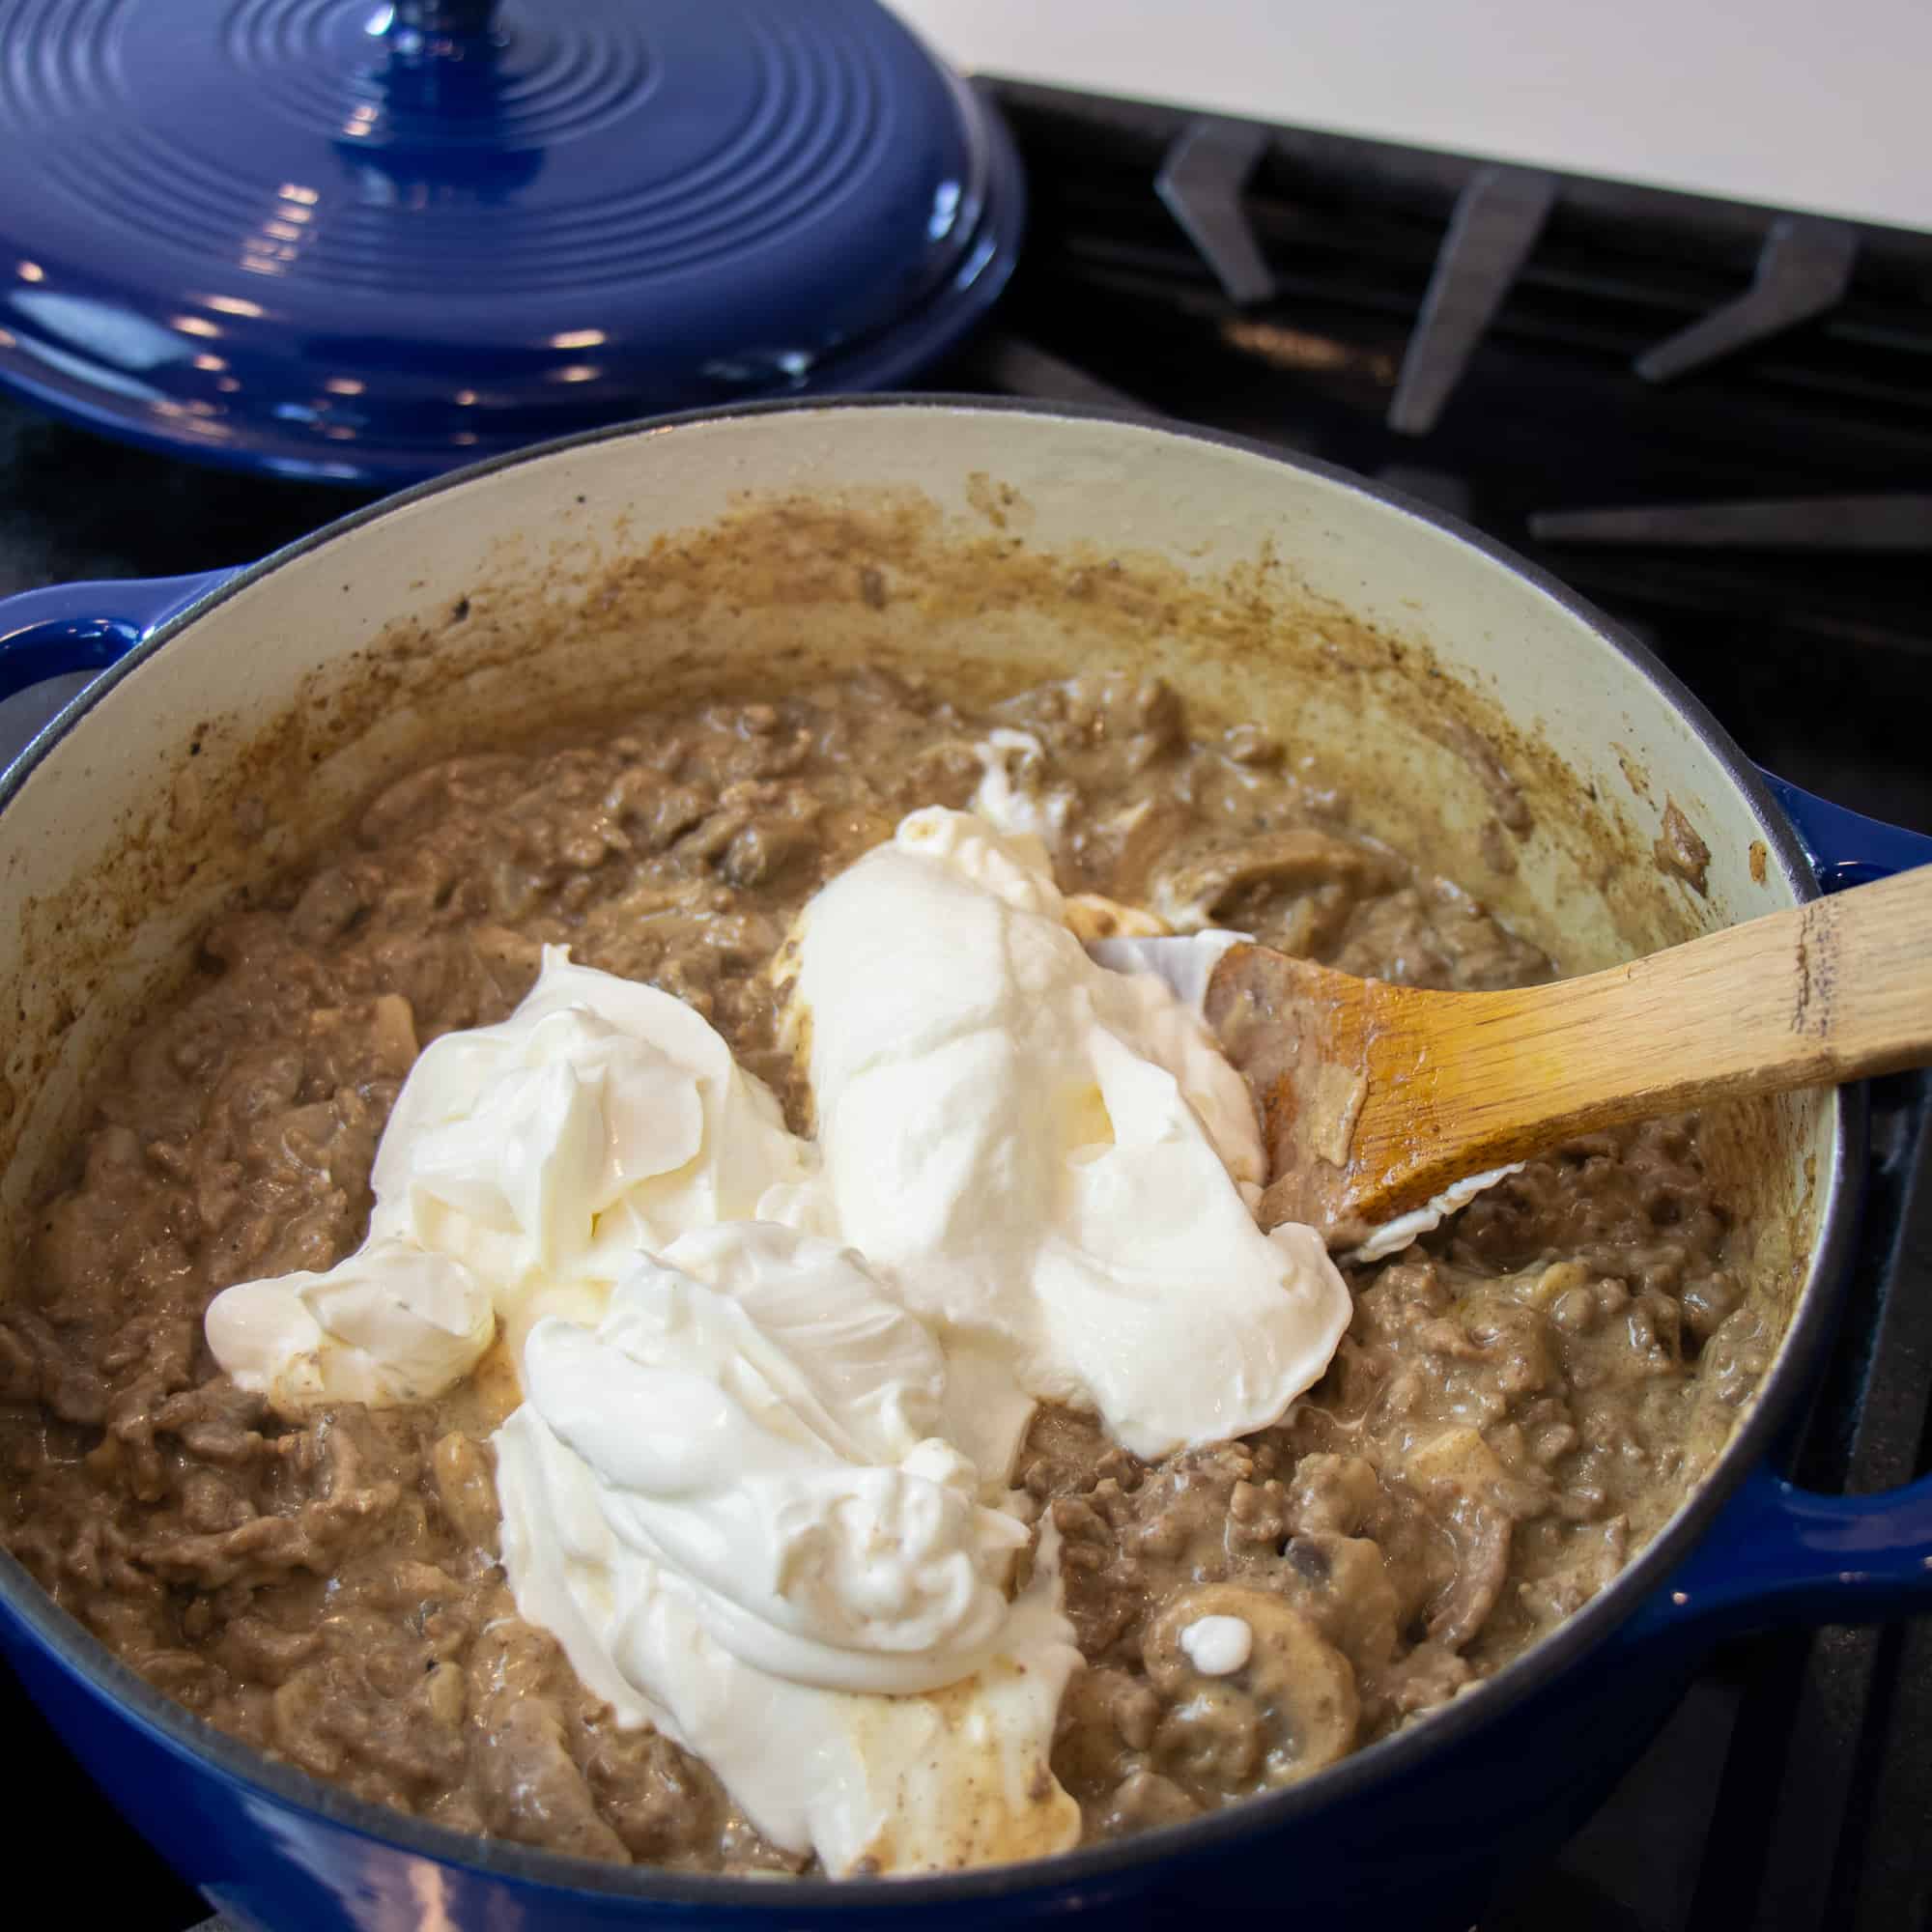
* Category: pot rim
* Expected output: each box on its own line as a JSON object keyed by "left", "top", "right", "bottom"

{"left": 0, "top": 394, "right": 1861, "bottom": 1908}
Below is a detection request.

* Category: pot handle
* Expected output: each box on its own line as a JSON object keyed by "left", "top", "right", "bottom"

{"left": 1624, "top": 768, "right": 1932, "bottom": 1651}
{"left": 1629, "top": 1463, "right": 1932, "bottom": 1648}
{"left": 1759, "top": 769, "right": 1932, "bottom": 888}
{"left": 0, "top": 568, "right": 237, "bottom": 705}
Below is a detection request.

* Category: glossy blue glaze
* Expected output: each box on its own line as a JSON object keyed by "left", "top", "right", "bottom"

{"left": 0, "top": 570, "right": 234, "bottom": 704}
{"left": 1761, "top": 770, "right": 1932, "bottom": 891}
{"left": 0, "top": 0, "right": 1023, "bottom": 483}
{"left": 1633, "top": 1461, "right": 1932, "bottom": 1652}
{"left": 0, "top": 1570, "right": 1697, "bottom": 1931}
{"left": 0, "top": 426, "right": 1927, "bottom": 1926}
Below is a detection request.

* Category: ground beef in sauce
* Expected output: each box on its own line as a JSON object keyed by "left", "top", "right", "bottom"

{"left": 0, "top": 669, "right": 1771, "bottom": 1870}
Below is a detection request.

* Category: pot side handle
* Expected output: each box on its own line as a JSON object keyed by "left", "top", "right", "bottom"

{"left": 0, "top": 569, "right": 238, "bottom": 705}
{"left": 1759, "top": 769, "right": 1932, "bottom": 888}
{"left": 1628, "top": 1463, "right": 1932, "bottom": 1648}
{"left": 1626, "top": 769, "right": 1932, "bottom": 1652}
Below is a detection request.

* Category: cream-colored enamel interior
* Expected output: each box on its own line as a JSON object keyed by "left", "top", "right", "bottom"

{"left": 0, "top": 404, "right": 1832, "bottom": 1528}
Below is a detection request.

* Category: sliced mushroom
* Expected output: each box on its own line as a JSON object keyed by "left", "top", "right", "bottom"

{"left": 1143, "top": 1583, "right": 1359, "bottom": 1797}
{"left": 1277, "top": 1530, "right": 1404, "bottom": 1673}
{"left": 1150, "top": 829, "right": 1404, "bottom": 935}
{"left": 1423, "top": 1494, "right": 1514, "bottom": 1652}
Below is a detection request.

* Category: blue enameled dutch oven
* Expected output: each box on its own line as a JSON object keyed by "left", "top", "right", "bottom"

{"left": 0, "top": 401, "right": 1927, "bottom": 1932}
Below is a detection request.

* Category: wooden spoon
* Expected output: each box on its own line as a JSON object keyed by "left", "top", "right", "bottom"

{"left": 1119, "top": 866, "right": 1932, "bottom": 1254}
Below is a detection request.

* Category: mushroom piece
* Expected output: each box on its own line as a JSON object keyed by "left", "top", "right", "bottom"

{"left": 1150, "top": 829, "right": 1403, "bottom": 934}
{"left": 1423, "top": 1496, "right": 1514, "bottom": 1653}
{"left": 1142, "top": 1582, "right": 1360, "bottom": 1799}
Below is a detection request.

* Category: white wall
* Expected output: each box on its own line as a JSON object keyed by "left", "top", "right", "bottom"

{"left": 894, "top": 0, "right": 1928, "bottom": 231}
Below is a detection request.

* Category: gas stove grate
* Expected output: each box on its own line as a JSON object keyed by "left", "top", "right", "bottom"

{"left": 952, "top": 79, "right": 1932, "bottom": 840}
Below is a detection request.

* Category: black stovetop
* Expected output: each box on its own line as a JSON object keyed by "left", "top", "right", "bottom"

{"left": 2, "top": 73, "right": 1929, "bottom": 1932}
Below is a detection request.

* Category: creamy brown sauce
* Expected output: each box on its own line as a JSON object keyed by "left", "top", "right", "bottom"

{"left": 0, "top": 669, "right": 1774, "bottom": 1869}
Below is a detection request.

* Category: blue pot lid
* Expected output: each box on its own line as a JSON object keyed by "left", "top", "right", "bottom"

{"left": 0, "top": 0, "right": 1023, "bottom": 486}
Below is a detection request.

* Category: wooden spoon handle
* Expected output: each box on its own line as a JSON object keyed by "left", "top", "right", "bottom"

{"left": 1434, "top": 865, "right": 1932, "bottom": 1144}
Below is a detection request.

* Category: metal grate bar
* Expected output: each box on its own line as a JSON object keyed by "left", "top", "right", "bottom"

{"left": 1153, "top": 118, "right": 1275, "bottom": 306}
{"left": 1387, "top": 165, "right": 1557, "bottom": 435}
{"left": 1635, "top": 216, "right": 1859, "bottom": 382}
{"left": 1529, "top": 494, "right": 1932, "bottom": 552}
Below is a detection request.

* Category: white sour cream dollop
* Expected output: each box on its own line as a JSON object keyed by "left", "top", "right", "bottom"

{"left": 494, "top": 1222, "right": 1083, "bottom": 1871}
{"left": 782, "top": 808, "right": 1351, "bottom": 1468}
{"left": 203, "top": 806, "right": 1354, "bottom": 1874}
